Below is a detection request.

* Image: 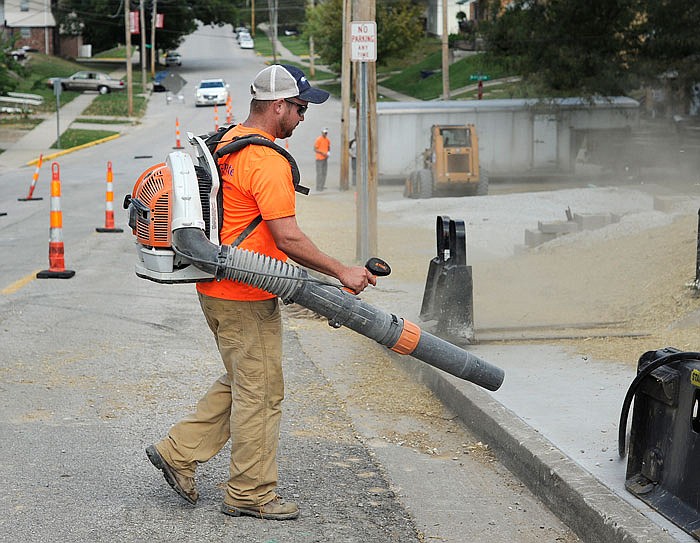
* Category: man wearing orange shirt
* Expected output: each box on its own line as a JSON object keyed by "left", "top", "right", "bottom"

{"left": 146, "top": 64, "right": 375, "bottom": 520}
{"left": 314, "top": 127, "right": 330, "bottom": 191}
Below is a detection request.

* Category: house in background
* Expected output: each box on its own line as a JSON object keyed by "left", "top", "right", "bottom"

{"left": 1, "top": 0, "right": 56, "bottom": 54}
{"left": 425, "top": 0, "right": 490, "bottom": 36}
{"left": 426, "top": 0, "right": 465, "bottom": 36}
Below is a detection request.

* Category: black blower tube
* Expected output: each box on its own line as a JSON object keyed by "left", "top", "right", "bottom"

{"left": 173, "top": 228, "right": 505, "bottom": 391}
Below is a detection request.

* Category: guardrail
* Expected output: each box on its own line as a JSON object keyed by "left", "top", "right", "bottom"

{"left": 6, "top": 92, "right": 44, "bottom": 105}
{"left": 0, "top": 93, "right": 43, "bottom": 113}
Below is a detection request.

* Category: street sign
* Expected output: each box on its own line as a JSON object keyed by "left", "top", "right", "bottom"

{"left": 162, "top": 73, "right": 187, "bottom": 94}
{"left": 469, "top": 74, "right": 490, "bottom": 81}
{"left": 351, "top": 21, "right": 377, "bottom": 62}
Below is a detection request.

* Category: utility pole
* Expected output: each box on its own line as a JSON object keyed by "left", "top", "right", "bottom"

{"left": 124, "top": 0, "right": 134, "bottom": 117}
{"left": 308, "top": 0, "right": 316, "bottom": 78}
{"left": 441, "top": 0, "right": 450, "bottom": 100}
{"left": 268, "top": 0, "right": 277, "bottom": 63}
{"left": 251, "top": 0, "right": 255, "bottom": 36}
{"left": 339, "top": 0, "right": 351, "bottom": 191}
{"left": 150, "top": 0, "right": 157, "bottom": 77}
{"left": 44, "top": 0, "right": 49, "bottom": 54}
{"left": 140, "top": 0, "right": 147, "bottom": 90}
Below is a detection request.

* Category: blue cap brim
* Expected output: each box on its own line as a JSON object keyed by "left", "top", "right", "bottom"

{"left": 299, "top": 86, "right": 330, "bottom": 104}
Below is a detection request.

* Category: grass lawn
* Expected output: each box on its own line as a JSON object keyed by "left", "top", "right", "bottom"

{"left": 0, "top": 116, "right": 43, "bottom": 129}
{"left": 253, "top": 32, "right": 337, "bottom": 81}
{"left": 93, "top": 46, "right": 127, "bottom": 59}
{"left": 257, "top": 31, "right": 520, "bottom": 100}
{"left": 50, "top": 128, "right": 118, "bottom": 149}
{"left": 279, "top": 35, "right": 313, "bottom": 58}
{"left": 83, "top": 82, "right": 148, "bottom": 118}
{"left": 380, "top": 51, "right": 513, "bottom": 100}
{"left": 13, "top": 54, "right": 86, "bottom": 112}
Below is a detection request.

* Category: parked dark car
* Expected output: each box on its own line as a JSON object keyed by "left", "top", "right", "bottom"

{"left": 152, "top": 71, "right": 170, "bottom": 92}
{"left": 46, "top": 71, "right": 125, "bottom": 94}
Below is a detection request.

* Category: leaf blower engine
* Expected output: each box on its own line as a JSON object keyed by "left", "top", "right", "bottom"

{"left": 123, "top": 133, "right": 505, "bottom": 392}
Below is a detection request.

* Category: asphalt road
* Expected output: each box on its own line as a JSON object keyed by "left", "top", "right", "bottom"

{"left": 0, "top": 24, "right": 580, "bottom": 542}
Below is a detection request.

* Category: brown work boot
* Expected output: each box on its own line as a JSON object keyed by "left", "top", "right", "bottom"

{"left": 221, "top": 495, "right": 299, "bottom": 520}
{"left": 146, "top": 445, "right": 199, "bottom": 505}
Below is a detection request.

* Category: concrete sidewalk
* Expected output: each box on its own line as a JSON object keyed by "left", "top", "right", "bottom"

{"left": 1, "top": 93, "right": 100, "bottom": 172}
{"left": 389, "top": 344, "right": 692, "bottom": 543}
{"left": 0, "top": 68, "right": 135, "bottom": 174}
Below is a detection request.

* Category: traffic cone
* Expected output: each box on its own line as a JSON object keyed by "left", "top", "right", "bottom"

{"left": 96, "top": 161, "right": 123, "bottom": 233}
{"left": 18, "top": 153, "right": 44, "bottom": 201}
{"left": 214, "top": 105, "right": 219, "bottom": 131}
{"left": 173, "top": 117, "right": 184, "bottom": 150}
{"left": 226, "top": 96, "right": 232, "bottom": 124}
{"left": 37, "top": 162, "right": 75, "bottom": 279}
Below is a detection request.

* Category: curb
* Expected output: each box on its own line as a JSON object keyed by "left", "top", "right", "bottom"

{"left": 25, "top": 134, "right": 121, "bottom": 166}
{"left": 390, "top": 352, "right": 678, "bottom": 543}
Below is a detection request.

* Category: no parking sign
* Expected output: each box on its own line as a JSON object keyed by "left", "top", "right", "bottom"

{"left": 350, "top": 21, "right": 377, "bottom": 62}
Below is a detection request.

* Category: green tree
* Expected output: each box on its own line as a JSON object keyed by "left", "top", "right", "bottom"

{"left": 634, "top": 0, "right": 700, "bottom": 107}
{"left": 482, "top": 0, "right": 641, "bottom": 96}
{"left": 53, "top": 0, "right": 239, "bottom": 55}
{"left": 0, "top": 33, "right": 23, "bottom": 94}
{"left": 482, "top": 0, "right": 700, "bottom": 110}
{"left": 304, "top": 0, "right": 424, "bottom": 71}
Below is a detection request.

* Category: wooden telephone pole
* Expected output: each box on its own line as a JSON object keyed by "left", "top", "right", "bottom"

{"left": 124, "top": 1, "right": 133, "bottom": 117}
{"left": 441, "top": 0, "right": 450, "bottom": 100}
{"left": 352, "top": 0, "right": 378, "bottom": 262}
{"left": 339, "top": 0, "right": 352, "bottom": 191}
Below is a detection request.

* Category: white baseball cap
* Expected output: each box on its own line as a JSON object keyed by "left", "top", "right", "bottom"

{"left": 250, "top": 64, "right": 330, "bottom": 104}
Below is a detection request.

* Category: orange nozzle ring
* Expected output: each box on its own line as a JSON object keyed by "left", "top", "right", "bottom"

{"left": 391, "top": 319, "right": 421, "bottom": 355}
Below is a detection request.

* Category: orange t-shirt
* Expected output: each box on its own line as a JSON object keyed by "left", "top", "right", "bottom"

{"left": 196, "top": 125, "right": 296, "bottom": 301}
{"left": 314, "top": 135, "right": 330, "bottom": 161}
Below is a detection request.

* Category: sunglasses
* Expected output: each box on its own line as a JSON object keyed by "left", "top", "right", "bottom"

{"left": 284, "top": 98, "right": 308, "bottom": 116}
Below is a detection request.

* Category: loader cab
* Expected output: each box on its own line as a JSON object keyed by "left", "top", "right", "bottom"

{"left": 429, "top": 125, "right": 480, "bottom": 188}
{"left": 405, "top": 124, "right": 487, "bottom": 199}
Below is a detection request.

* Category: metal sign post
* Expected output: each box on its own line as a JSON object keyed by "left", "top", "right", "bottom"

{"left": 53, "top": 80, "right": 62, "bottom": 149}
{"left": 351, "top": 21, "right": 377, "bottom": 263}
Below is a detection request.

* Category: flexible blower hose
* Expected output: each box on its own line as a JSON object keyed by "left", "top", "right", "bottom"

{"left": 173, "top": 229, "right": 505, "bottom": 391}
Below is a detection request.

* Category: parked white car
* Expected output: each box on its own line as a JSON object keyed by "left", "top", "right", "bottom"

{"left": 239, "top": 35, "right": 255, "bottom": 49}
{"left": 194, "top": 78, "right": 229, "bottom": 107}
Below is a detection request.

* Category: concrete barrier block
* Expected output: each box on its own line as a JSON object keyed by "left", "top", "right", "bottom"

{"left": 573, "top": 213, "right": 614, "bottom": 230}
{"left": 653, "top": 195, "right": 686, "bottom": 213}
{"left": 524, "top": 229, "right": 557, "bottom": 248}
{"left": 538, "top": 220, "right": 580, "bottom": 234}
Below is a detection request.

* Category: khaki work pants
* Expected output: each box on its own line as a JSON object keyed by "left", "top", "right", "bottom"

{"left": 155, "top": 293, "right": 284, "bottom": 506}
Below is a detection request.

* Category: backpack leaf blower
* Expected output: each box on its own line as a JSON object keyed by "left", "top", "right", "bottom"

{"left": 123, "top": 133, "right": 505, "bottom": 392}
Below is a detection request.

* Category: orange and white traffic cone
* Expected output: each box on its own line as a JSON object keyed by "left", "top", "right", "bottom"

{"left": 37, "top": 162, "right": 75, "bottom": 279}
{"left": 18, "top": 153, "right": 44, "bottom": 201}
{"left": 226, "top": 96, "right": 232, "bottom": 124}
{"left": 173, "top": 117, "right": 184, "bottom": 150}
{"left": 214, "top": 105, "right": 219, "bottom": 132}
{"left": 96, "top": 161, "right": 123, "bottom": 233}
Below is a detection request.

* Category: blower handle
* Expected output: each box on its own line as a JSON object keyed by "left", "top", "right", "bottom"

{"left": 343, "top": 257, "right": 391, "bottom": 295}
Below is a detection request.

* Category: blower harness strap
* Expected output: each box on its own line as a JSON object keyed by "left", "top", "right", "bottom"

{"left": 200, "top": 125, "right": 310, "bottom": 249}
